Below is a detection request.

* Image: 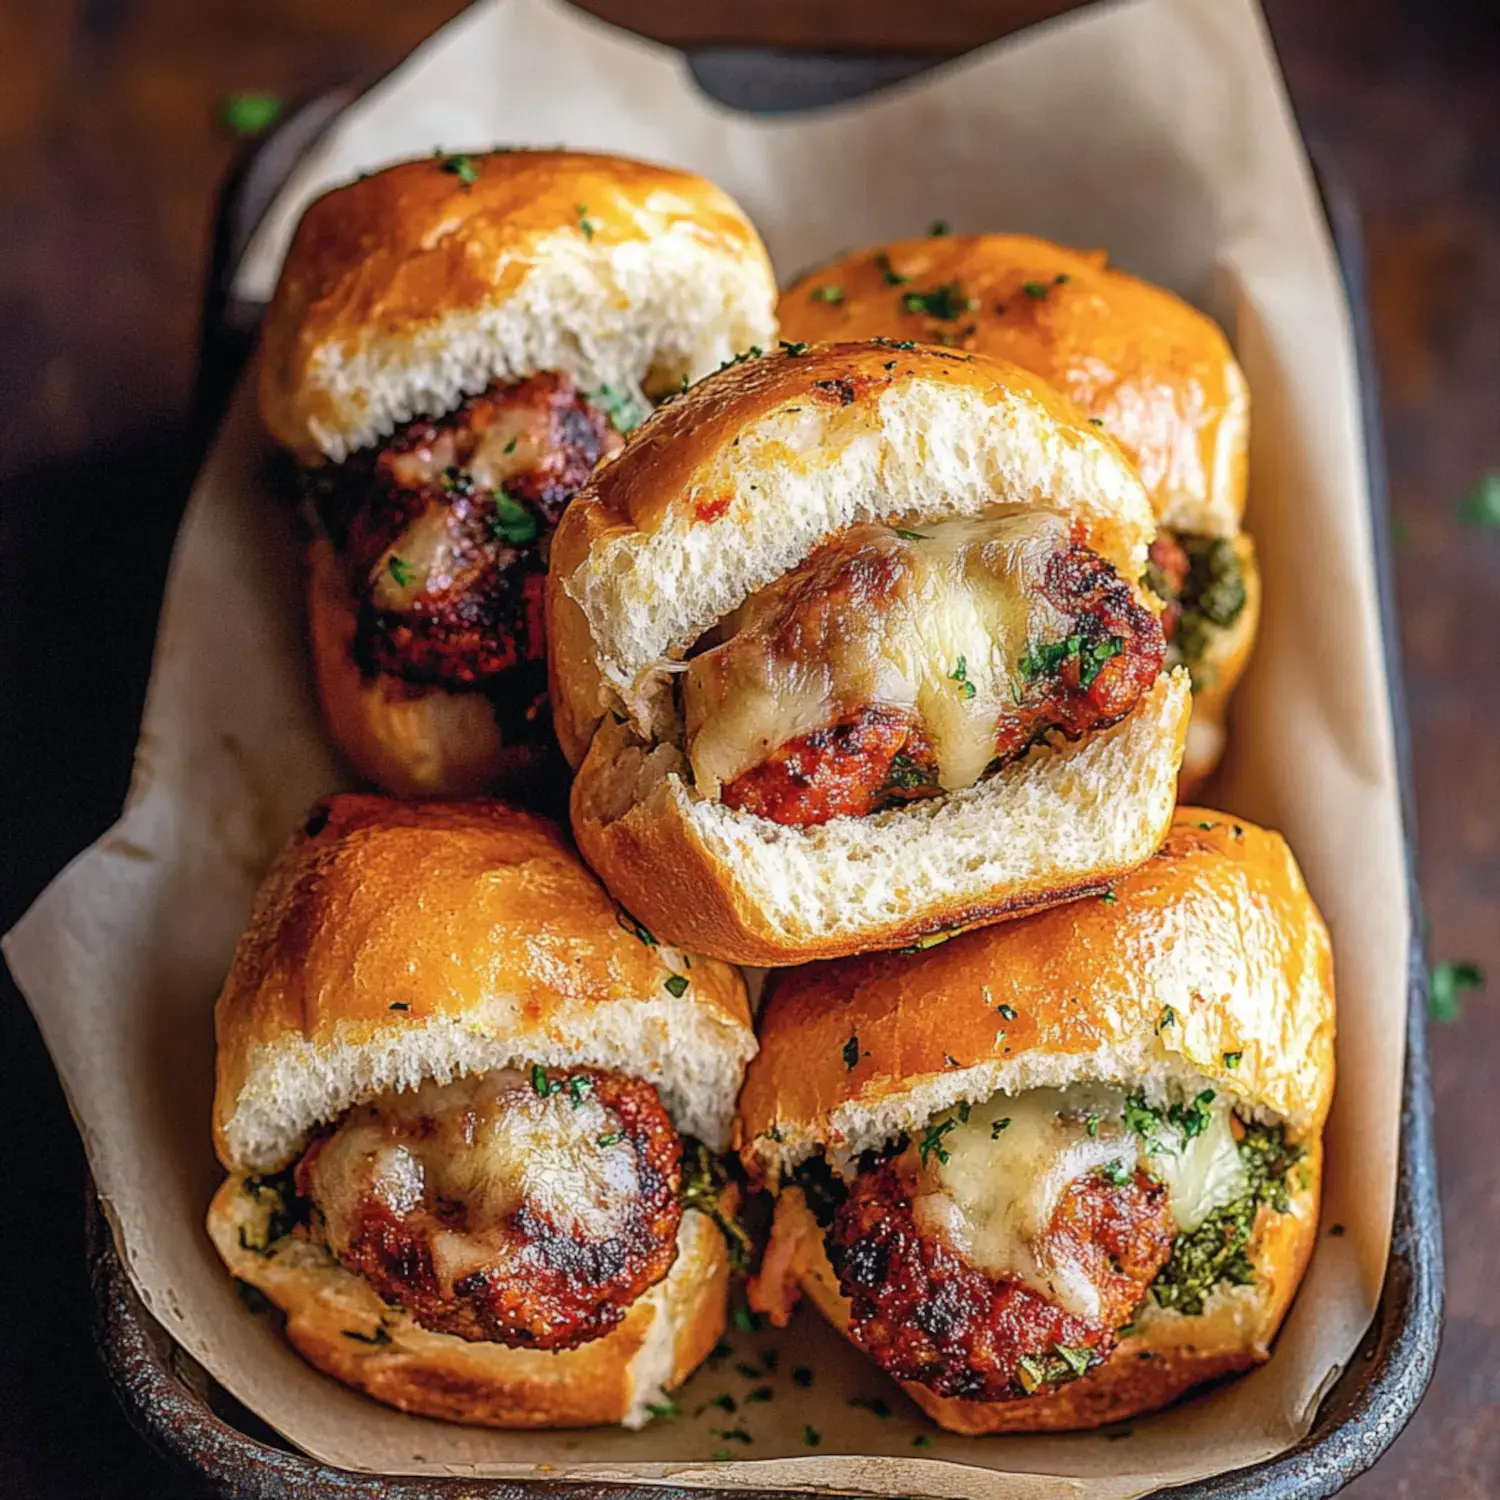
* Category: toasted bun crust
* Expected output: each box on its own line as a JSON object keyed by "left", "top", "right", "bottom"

{"left": 779, "top": 235, "right": 1249, "bottom": 537}
{"left": 755, "top": 1161, "right": 1319, "bottom": 1434}
{"left": 306, "top": 537, "right": 549, "bottom": 797}
{"left": 549, "top": 340, "right": 1159, "bottom": 761}
{"left": 738, "top": 808, "right": 1335, "bottom": 1179}
{"left": 212, "top": 796, "right": 754, "bottom": 1173}
{"left": 210, "top": 1176, "right": 728, "bottom": 1429}
{"left": 1177, "top": 534, "right": 1261, "bottom": 800}
{"left": 570, "top": 675, "right": 1189, "bottom": 967}
{"left": 259, "top": 150, "right": 777, "bottom": 462}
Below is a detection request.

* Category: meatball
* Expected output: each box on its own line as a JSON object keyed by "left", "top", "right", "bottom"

{"left": 297, "top": 1067, "right": 682, "bottom": 1350}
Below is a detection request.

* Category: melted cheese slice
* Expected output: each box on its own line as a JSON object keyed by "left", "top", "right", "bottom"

{"left": 682, "top": 512, "right": 1077, "bottom": 795}
{"left": 907, "top": 1084, "right": 1246, "bottom": 1320}
{"left": 308, "top": 1071, "right": 645, "bottom": 1289}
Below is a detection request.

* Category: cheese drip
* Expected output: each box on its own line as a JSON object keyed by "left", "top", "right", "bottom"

{"left": 682, "top": 512, "right": 1077, "bottom": 795}
{"left": 907, "top": 1084, "right": 1246, "bottom": 1321}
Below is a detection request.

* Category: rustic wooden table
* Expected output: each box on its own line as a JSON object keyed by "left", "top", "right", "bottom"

{"left": 1, "top": 2, "right": 1494, "bottom": 1495}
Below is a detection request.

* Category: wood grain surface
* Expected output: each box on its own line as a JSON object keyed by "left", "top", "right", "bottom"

{"left": 1, "top": 2, "right": 1495, "bottom": 1496}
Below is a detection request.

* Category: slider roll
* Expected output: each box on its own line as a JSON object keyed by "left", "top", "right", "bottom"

{"left": 738, "top": 810, "right": 1334, "bottom": 1433}
{"left": 551, "top": 340, "right": 1191, "bottom": 964}
{"left": 208, "top": 795, "right": 757, "bottom": 1429}
{"left": 259, "top": 150, "right": 778, "bottom": 796}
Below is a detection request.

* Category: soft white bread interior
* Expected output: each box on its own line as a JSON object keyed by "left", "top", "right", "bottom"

{"left": 258, "top": 150, "right": 778, "bottom": 462}
{"left": 738, "top": 808, "right": 1335, "bottom": 1180}
{"left": 212, "top": 795, "right": 756, "bottom": 1173}
{"left": 211, "top": 1175, "right": 728, "bottom": 1430}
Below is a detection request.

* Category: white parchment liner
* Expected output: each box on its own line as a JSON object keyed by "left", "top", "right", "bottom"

{"left": 5, "top": 0, "right": 1405, "bottom": 1493}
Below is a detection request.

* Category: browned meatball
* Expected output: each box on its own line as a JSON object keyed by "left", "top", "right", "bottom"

{"left": 296, "top": 1066, "right": 682, "bottom": 1350}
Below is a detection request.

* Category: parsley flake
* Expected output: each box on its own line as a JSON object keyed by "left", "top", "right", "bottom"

{"left": 949, "top": 655, "right": 977, "bottom": 699}
{"left": 874, "top": 251, "right": 909, "bottom": 286}
{"left": 1430, "top": 960, "right": 1483, "bottom": 1023}
{"left": 792, "top": 1365, "right": 813, "bottom": 1387}
{"left": 929, "top": 219, "right": 950, "bottom": 236}
{"left": 596, "top": 1131, "right": 624, "bottom": 1148}
{"left": 901, "top": 282, "right": 976, "bottom": 320}
{"left": 1021, "top": 279, "right": 1050, "bottom": 299}
{"left": 488, "top": 491, "right": 538, "bottom": 545}
{"left": 810, "top": 284, "right": 845, "bottom": 304}
{"left": 341, "top": 1325, "right": 392, "bottom": 1345}
{"left": 388, "top": 1001, "right": 410, "bottom": 1012}
{"left": 585, "top": 383, "right": 648, "bottom": 434}
{"left": 918, "top": 1116, "right": 958, "bottom": 1167}
{"left": 387, "top": 555, "right": 414, "bottom": 587}
{"left": 892, "top": 527, "right": 929, "bottom": 541}
{"left": 997, "top": 1003, "right": 1018, "bottom": 1021}
{"left": 439, "top": 153, "right": 479, "bottom": 188}
{"left": 220, "top": 91, "right": 283, "bottom": 138}
{"left": 1223, "top": 1050, "right": 1243, "bottom": 1068}
{"left": 647, "top": 1400, "right": 680, "bottom": 1419}
{"left": 1157, "top": 1005, "right": 1177, "bottom": 1032}
{"left": 1458, "top": 471, "right": 1500, "bottom": 527}
{"left": 843, "top": 1034, "right": 861, "bottom": 1070}
{"left": 803, "top": 1425, "right": 822, "bottom": 1446}
{"left": 576, "top": 203, "right": 595, "bottom": 239}
{"left": 779, "top": 339, "right": 810, "bottom": 356}
{"left": 991, "top": 1116, "right": 1012, "bottom": 1138}
{"left": 664, "top": 973, "right": 689, "bottom": 998}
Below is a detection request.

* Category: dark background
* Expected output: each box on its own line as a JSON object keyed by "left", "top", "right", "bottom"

{"left": 2, "top": 1, "right": 1496, "bottom": 1495}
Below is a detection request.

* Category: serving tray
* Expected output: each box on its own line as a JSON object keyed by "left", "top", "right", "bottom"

{"left": 84, "top": 33, "right": 1442, "bottom": 1500}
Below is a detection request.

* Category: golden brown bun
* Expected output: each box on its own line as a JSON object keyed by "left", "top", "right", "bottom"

{"left": 210, "top": 1175, "right": 728, "bottom": 1430}
{"left": 212, "top": 795, "right": 755, "bottom": 1173}
{"left": 306, "top": 537, "right": 548, "bottom": 798}
{"left": 755, "top": 1166, "right": 1319, "bottom": 1435}
{"left": 779, "top": 234, "right": 1249, "bottom": 537}
{"left": 260, "top": 150, "right": 777, "bottom": 462}
{"left": 738, "top": 807, "right": 1335, "bottom": 1178}
{"left": 1177, "top": 534, "right": 1261, "bottom": 801}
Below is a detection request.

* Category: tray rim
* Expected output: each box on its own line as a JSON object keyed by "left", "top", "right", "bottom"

{"left": 83, "top": 31, "right": 1442, "bottom": 1500}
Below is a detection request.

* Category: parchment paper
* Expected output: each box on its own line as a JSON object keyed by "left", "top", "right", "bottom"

{"left": 4, "top": 0, "right": 1406, "bottom": 1493}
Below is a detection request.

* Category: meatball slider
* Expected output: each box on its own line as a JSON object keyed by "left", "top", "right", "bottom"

{"left": 260, "top": 150, "right": 777, "bottom": 797}
{"left": 550, "top": 340, "right": 1191, "bottom": 964}
{"left": 207, "top": 796, "right": 757, "bottom": 1429}
{"left": 739, "top": 810, "right": 1334, "bottom": 1433}
{"left": 781, "top": 236, "right": 1257, "bottom": 797}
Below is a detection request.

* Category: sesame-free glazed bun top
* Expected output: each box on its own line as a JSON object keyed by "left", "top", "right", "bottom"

{"left": 212, "top": 795, "right": 755, "bottom": 1174}
{"left": 549, "top": 341, "right": 1190, "bottom": 965}
{"left": 779, "top": 234, "right": 1249, "bottom": 538}
{"left": 258, "top": 150, "right": 778, "bottom": 462}
{"left": 737, "top": 809, "right": 1334, "bottom": 1435}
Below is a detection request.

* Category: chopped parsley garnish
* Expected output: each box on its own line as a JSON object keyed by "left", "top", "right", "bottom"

{"left": 809, "top": 284, "right": 845, "bottom": 304}
{"left": 235, "top": 1279, "right": 272, "bottom": 1315}
{"left": 237, "top": 1169, "right": 303, "bottom": 1254}
{"left": 386, "top": 555, "right": 414, "bottom": 587}
{"left": 901, "top": 281, "right": 976, "bottom": 320}
{"left": 531, "top": 1063, "right": 557, "bottom": 1097}
{"left": 1167, "top": 1088, "right": 1217, "bottom": 1140}
{"left": 912, "top": 1434, "right": 933, "bottom": 1448}
{"left": 918, "top": 1116, "right": 958, "bottom": 1167}
{"left": 803, "top": 1425, "right": 822, "bottom": 1446}
{"left": 585, "top": 383, "right": 648, "bottom": 434}
{"left": 732, "top": 1305, "right": 762, "bottom": 1335}
{"left": 1085, "top": 1114, "right": 1101, "bottom": 1138}
{"left": 1329, "top": 1223, "right": 1347, "bottom": 1237}
{"left": 1123, "top": 1093, "right": 1163, "bottom": 1137}
{"left": 709, "top": 1425, "right": 751, "bottom": 1444}
{"left": 1458, "top": 471, "right": 1500, "bottom": 527}
{"left": 892, "top": 528, "right": 929, "bottom": 541}
{"left": 1158, "top": 1005, "right": 1177, "bottom": 1031}
{"left": 745, "top": 1385, "right": 773, "bottom": 1404}
{"left": 1021, "top": 280, "right": 1050, "bottom": 299}
{"left": 1098, "top": 1159, "right": 1132, "bottom": 1187}
{"left": 389, "top": 1001, "right": 410, "bottom": 1011}
{"left": 1167, "top": 537, "right": 1249, "bottom": 677}
{"left": 646, "top": 1400, "right": 681, "bottom": 1420}
{"left": 487, "top": 491, "right": 538, "bottom": 545}
{"left": 792, "top": 1365, "right": 813, "bottom": 1387}
{"left": 956, "top": 1100, "right": 972, "bottom": 1123}
{"left": 1015, "top": 1345, "right": 1096, "bottom": 1394}
{"left": 997, "top": 1003, "right": 1018, "bottom": 1021}
{"left": 779, "top": 339, "right": 810, "bottom": 356}
{"left": 843, "top": 1034, "right": 861, "bottom": 1070}
{"left": 1150, "top": 1121, "right": 1304, "bottom": 1314}
{"left": 1055, "top": 1344, "right": 1093, "bottom": 1377}
{"left": 949, "top": 655, "right": 977, "bottom": 699}
{"left": 439, "top": 153, "right": 479, "bottom": 188}
{"left": 503, "top": 436, "right": 518, "bottom": 454}
{"left": 341, "top": 1325, "right": 392, "bottom": 1345}
{"left": 1019, "top": 632, "right": 1124, "bottom": 688}
{"left": 1088, "top": 417, "right": 1105, "bottom": 427}
{"left": 220, "top": 91, "right": 283, "bottom": 138}
{"left": 929, "top": 219, "right": 950, "bottom": 236}
{"left": 1430, "top": 960, "right": 1483, "bottom": 1024}
{"left": 871, "top": 336, "right": 918, "bottom": 350}
{"left": 1100, "top": 889, "right": 1117, "bottom": 903}
{"left": 615, "top": 907, "right": 657, "bottom": 945}
{"left": 664, "top": 973, "right": 690, "bottom": 998}
{"left": 849, "top": 1395, "right": 893, "bottom": 1417}
{"left": 874, "top": 251, "right": 909, "bottom": 286}
{"left": 882, "top": 752, "right": 935, "bottom": 793}
{"left": 568, "top": 1075, "right": 594, "bottom": 1107}
{"left": 1223, "top": 1050, "right": 1243, "bottom": 1069}
{"left": 576, "top": 203, "right": 595, "bottom": 239}
{"left": 699, "top": 1393, "right": 736, "bottom": 1414}
{"left": 991, "top": 1116, "right": 1012, "bottom": 1138}
{"left": 596, "top": 1131, "right": 624, "bottom": 1148}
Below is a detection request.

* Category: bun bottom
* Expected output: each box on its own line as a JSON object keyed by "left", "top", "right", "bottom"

{"left": 751, "top": 1163, "right": 1320, "bottom": 1434}
{"left": 571, "top": 670, "right": 1191, "bottom": 966}
{"left": 1178, "top": 535, "right": 1260, "bottom": 801}
{"left": 209, "top": 1175, "right": 728, "bottom": 1429}
{"left": 307, "top": 538, "right": 553, "bottom": 798}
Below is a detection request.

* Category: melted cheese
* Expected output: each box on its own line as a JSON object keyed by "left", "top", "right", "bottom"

{"left": 683, "top": 512, "right": 1077, "bottom": 795}
{"left": 907, "top": 1084, "right": 1246, "bottom": 1320}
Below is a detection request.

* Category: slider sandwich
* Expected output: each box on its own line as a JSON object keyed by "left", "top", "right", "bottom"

{"left": 259, "top": 150, "right": 777, "bottom": 796}
{"left": 208, "top": 796, "right": 757, "bottom": 1428}
{"left": 739, "top": 810, "right": 1334, "bottom": 1432}
{"left": 781, "top": 235, "right": 1257, "bottom": 796}
{"left": 550, "top": 340, "right": 1191, "bottom": 964}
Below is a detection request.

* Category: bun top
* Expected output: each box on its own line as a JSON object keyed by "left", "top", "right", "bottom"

{"left": 213, "top": 796, "right": 755, "bottom": 1173}
{"left": 258, "top": 150, "right": 778, "bottom": 462}
{"left": 737, "top": 808, "right": 1334, "bottom": 1182}
{"left": 779, "top": 235, "right": 1248, "bottom": 537}
{"left": 548, "top": 339, "right": 1158, "bottom": 765}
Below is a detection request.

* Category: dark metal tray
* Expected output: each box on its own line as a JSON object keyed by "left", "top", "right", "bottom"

{"left": 85, "top": 30, "right": 1442, "bottom": 1500}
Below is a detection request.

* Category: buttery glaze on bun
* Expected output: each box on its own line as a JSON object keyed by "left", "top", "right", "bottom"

{"left": 550, "top": 340, "right": 1191, "bottom": 965}
{"left": 260, "top": 149, "right": 778, "bottom": 798}
{"left": 780, "top": 235, "right": 1258, "bottom": 797}
{"left": 208, "top": 795, "right": 757, "bottom": 1429}
{"left": 738, "top": 810, "right": 1334, "bottom": 1433}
